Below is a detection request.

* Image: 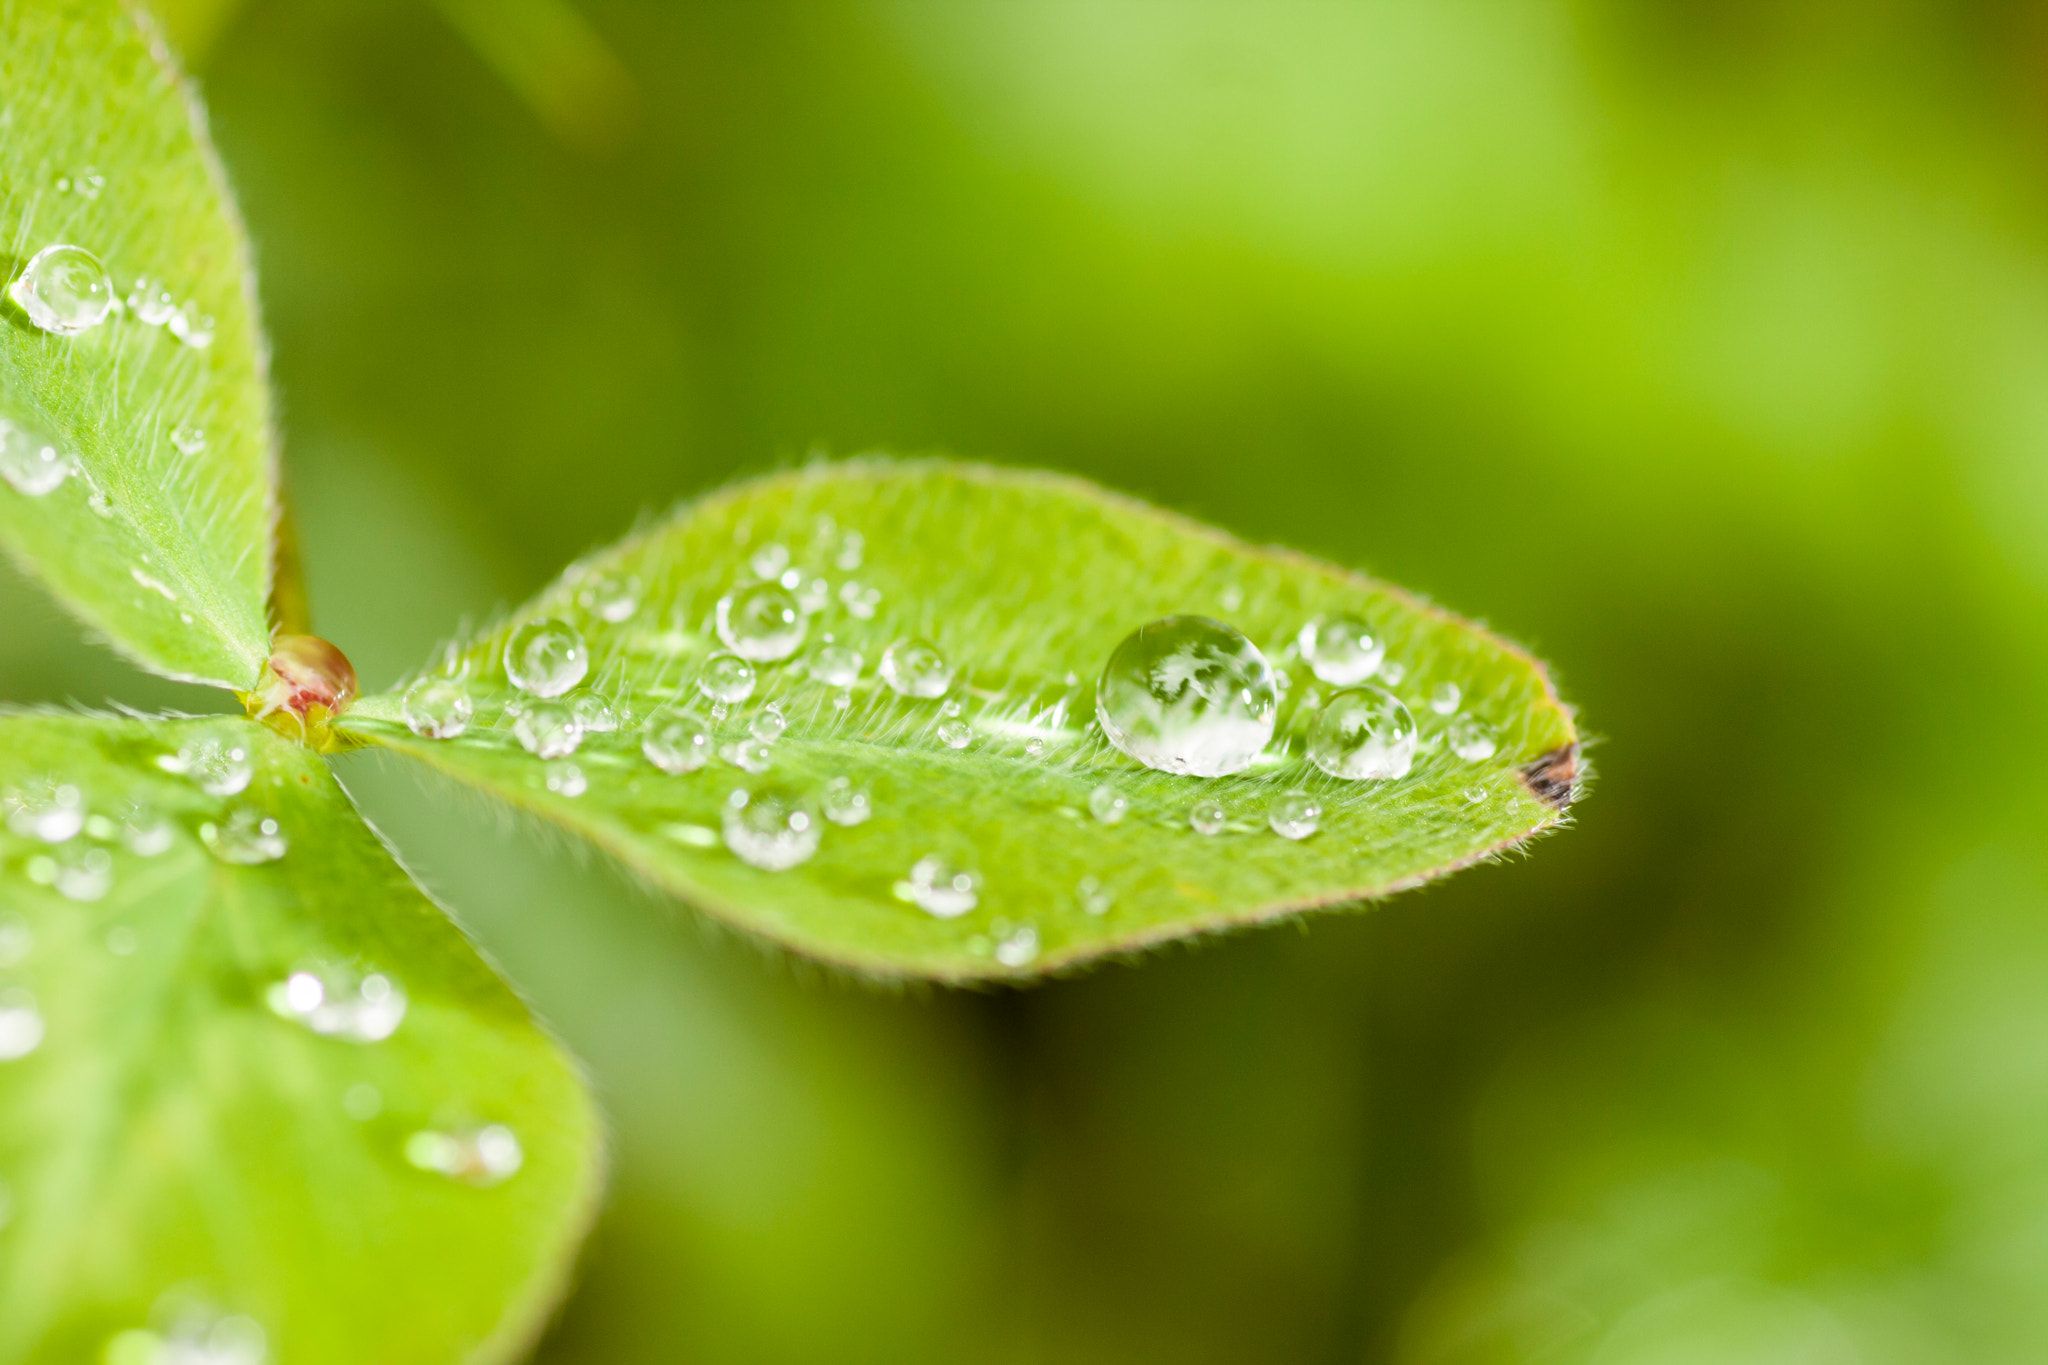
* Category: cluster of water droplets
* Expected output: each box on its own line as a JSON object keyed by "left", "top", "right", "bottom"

{"left": 3, "top": 240, "right": 216, "bottom": 347}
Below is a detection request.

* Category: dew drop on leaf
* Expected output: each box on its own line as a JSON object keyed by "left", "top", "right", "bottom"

{"left": 1077, "top": 874, "right": 1114, "bottom": 915}
{"left": 544, "top": 761, "right": 588, "bottom": 797}
{"left": 937, "top": 720, "right": 971, "bottom": 750}
{"left": 0, "top": 988, "right": 45, "bottom": 1061}
{"left": 1447, "top": 714, "right": 1498, "bottom": 762}
{"left": 749, "top": 704, "right": 788, "bottom": 742}
{"left": 748, "top": 542, "right": 790, "bottom": 579}
{"left": 405, "top": 1124, "right": 524, "bottom": 1187}
{"left": 158, "top": 734, "right": 253, "bottom": 797}
{"left": 1268, "top": 790, "right": 1323, "bottom": 841}
{"left": 402, "top": 678, "right": 473, "bottom": 739}
{"left": 697, "top": 651, "right": 757, "bottom": 705}
{"left": 199, "top": 807, "right": 288, "bottom": 865}
{"left": 1297, "top": 613, "right": 1386, "bottom": 685}
{"left": 576, "top": 569, "right": 641, "bottom": 623}
{"left": 994, "top": 922, "right": 1040, "bottom": 967}
{"left": 105, "top": 1305, "right": 267, "bottom": 1365}
{"left": 9, "top": 244, "right": 113, "bottom": 334}
{"left": 49, "top": 843, "right": 113, "bottom": 902}
{"left": 642, "top": 710, "right": 712, "bottom": 774}
{"left": 838, "top": 580, "right": 881, "bottom": 618}
{"left": 1430, "top": 681, "right": 1463, "bottom": 715}
{"left": 569, "top": 691, "right": 619, "bottom": 734}
{"left": 504, "top": 619, "right": 588, "bottom": 697}
{"left": 511, "top": 699, "right": 583, "bottom": 759}
{"left": 0, "top": 416, "right": 71, "bottom": 497}
{"left": 879, "top": 638, "right": 951, "bottom": 698}
{"left": 120, "top": 803, "right": 176, "bottom": 857}
{"left": 1378, "top": 659, "right": 1408, "bottom": 687}
{"left": 1088, "top": 784, "right": 1129, "bottom": 824}
{"left": 124, "top": 275, "right": 177, "bottom": 325}
{"left": 169, "top": 425, "right": 207, "bottom": 456}
{"left": 167, "top": 301, "right": 214, "bottom": 348}
{"left": 895, "top": 855, "right": 979, "bottom": 918}
{"left": 721, "top": 738, "right": 773, "bottom": 774}
{"left": 1096, "top": 616, "right": 1278, "bottom": 777}
{"left": 1308, "top": 685, "right": 1417, "bottom": 781}
{"left": 722, "top": 787, "right": 820, "bottom": 871}
{"left": 821, "top": 776, "right": 872, "bottom": 826}
{"left": 1189, "top": 798, "right": 1227, "bottom": 836}
{"left": 3, "top": 777, "right": 85, "bottom": 842}
{"left": 716, "top": 581, "right": 807, "bottom": 662}
{"left": 810, "top": 642, "right": 862, "bottom": 687}
{"left": 265, "top": 964, "right": 407, "bottom": 1042}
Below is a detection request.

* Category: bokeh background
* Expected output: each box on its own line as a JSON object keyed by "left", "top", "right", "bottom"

{"left": 7, "top": 1, "right": 2048, "bottom": 1360}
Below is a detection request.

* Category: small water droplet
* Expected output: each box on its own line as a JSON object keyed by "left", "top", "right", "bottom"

{"left": 3, "top": 777, "right": 85, "bottom": 842}
{"left": 504, "top": 619, "right": 589, "bottom": 697}
{"left": 1268, "top": 790, "right": 1322, "bottom": 840}
{"left": 939, "top": 699, "right": 962, "bottom": 718}
{"left": 1096, "top": 617, "right": 1277, "bottom": 777}
{"left": 569, "top": 691, "right": 619, "bottom": 734}
{"left": 838, "top": 580, "right": 881, "bottom": 618}
{"left": 169, "top": 425, "right": 207, "bottom": 456}
{"left": 749, "top": 542, "right": 791, "bottom": 579}
{"left": 749, "top": 705, "right": 788, "bottom": 742}
{"left": 1447, "top": 714, "right": 1497, "bottom": 761}
{"left": 9, "top": 244, "right": 113, "bottom": 334}
{"left": 511, "top": 699, "right": 583, "bottom": 759}
{"left": 545, "top": 761, "right": 588, "bottom": 797}
{"left": 124, "top": 275, "right": 177, "bottom": 325}
{"left": 994, "top": 922, "right": 1039, "bottom": 967}
{"left": 200, "top": 807, "right": 288, "bottom": 864}
{"left": 1077, "top": 875, "right": 1113, "bottom": 915}
{"left": 796, "top": 576, "right": 833, "bottom": 614}
{"left": 0, "top": 916, "right": 30, "bottom": 968}
{"left": 58, "top": 166, "right": 104, "bottom": 199}
{"left": 1462, "top": 784, "right": 1489, "bottom": 804}
{"left": 50, "top": 844, "right": 113, "bottom": 902}
{"left": 721, "top": 738, "right": 773, "bottom": 773}
{"left": 120, "top": 803, "right": 176, "bottom": 857}
{"left": 879, "top": 639, "right": 951, "bottom": 698}
{"left": 894, "top": 855, "right": 979, "bottom": 918}
{"left": 343, "top": 1082, "right": 383, "bottom": 1120}
{"left": 576, "top": 569, "right": 641, "bottom": 623}
{"left": 1024, "top": 738, "right": 1046, "bottom": 758}
{"left": 106, "top": 925, "right": 137, "bottom": 955}
{"left": 168, "top": 302, "right": 214, "bottom": 348}
{"left": 1377, "top": 659, "right": 1408, "bottom": 687}
{"left": 0, "top": 988, "right": 44, "bottom": 1060}
{"left": 722, "top": 787, "right": 821, "bottom": 870}
{"left": 834, "top": 530, "right": 865, "bottom": 571}
{"left": 0, "top": 417, "right": 71, "bottom": 497}
{"left": 1088, "top": 784, "right": 1129, "bottom": 824}
{"left": 1297, "top": 614, "right": 1386, "bottom": 685}
{"left": 1429, "top": 681, "right": 1462, "bottom": 715}
{"left": 810, "top": 642, "right": 862, "bottom": 687}
{"left": 821, "top": 776, "right": 872, "bottom": 826}
{"left": 1308, "top": 685, "right": 1417, "bottom": 781}
{"left": 643, "top": 710, "right": 713, "bottom": 773}
{"left": 717, "top": 582, "right": 807, "bottom": 661}
{"left": 406, "top": 1124, "right": 524, "bottom": 1186}
{"left": 402, "top": 678, "right": 473, "bottom": 739}
{"left": 266, "top": 963, "right": 407, "bottom": 1042}
{"left": 937, "top": 720, "right": 971, "bottom": 749}
{"left": 1218, "top": 585, "right": 1245, "bottom": 612}
{"left": 1189, "top": 798, "right": 1227, "bottom": 836}
{"left": 697, "top": 651, "right": 757, "bottom": 704}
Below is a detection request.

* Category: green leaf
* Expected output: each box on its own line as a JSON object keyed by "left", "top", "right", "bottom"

{"left": 0, "top": 712, "right": 603, "bottom": 1364}
{"left": 345, "top": 459, "right": 1581, "bottom": 981}
{"left": 0, "top": 3, "right": 277, "bottom": 689}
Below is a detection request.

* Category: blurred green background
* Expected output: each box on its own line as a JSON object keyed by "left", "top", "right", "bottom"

{"left": 8, "top": 1, "right": 2048, "bottom": 1360}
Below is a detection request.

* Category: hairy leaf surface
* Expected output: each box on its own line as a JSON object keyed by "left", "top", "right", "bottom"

{"left": 0, "top": 713, "right": 602, "bottom": 1365}
{"left": 347, "top": 460, "right": 1581, "bottom": 981}
{"left": 0, "top": 3, "right": 276, "bottom": 688}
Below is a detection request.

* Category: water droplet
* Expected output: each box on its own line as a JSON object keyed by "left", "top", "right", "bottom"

{"left": 1308, "top": 685, "right": 1417, "bottom": 780}
{"left": 939, "top": 699, "right": 962, "bottom": 718}
{"left": 406, "top": 1124, "right": 524, "bottom": 1186}
{"left": 937, "top": 720, "right": 972, "bottom": 749}
{"left": 106, "top": 1305, "right": 267, "bottom": 1365}
{"left": 1024, "top": 738, "right": 1046, "bottom": 758}
{"left": 576, "top": 569, "right": 641, "bottom": 623}
{"left": 721, "top": 738, "right": 773, "bottom": 773}
{"left": 3, "top": 777, "right": 85, "bottom": 842}
{"left": 1077, "top": 875, "right": 1113, "bottom": 915}
{"left": 697, "top": 651, "right": 757, "bottom": 705}
{"left": 1096, "top": 616, "right": 1278, "bottom": 777}
{"left": 125, "top": 275, "right": 177, "bottom": 325}
{"left": 749, "top": 705, "right": 788, "bottom": 742}
{"left": 839, "top": 580, "right": 881, "bottom": 618}
{"left": 749, "top": 542, "right": 791, "bottom": 579}
{"left": 717, "top": 582, "right": 807, "bottom": 661}
{"left": 50, "top": 844, "right": 113, "bottom": 902}
{"left": 0, "top": 989, "right": 44, "bottom": 1060}
{"left": 569, "top": 691, "right": 619, "bottom": 734}
{"left": 402, "top": 678, "right": 473, "bottom": 739}
{"left": 1218, "top": 585, "right": 1245, "bottom": 612}
{"left": 266, "top": 964, "right": 407, "bottom": 1042}
{"left": 200, "top": 807, "right": 288, "bottom": 864}
{"left": 879, "top": 639, "right": 951, "bottom": 698}
{"left": 1297, "top": 614, "right": 1386, "bottom": 685}
{"left": 1447, "top": 715, "right": 1497, "bottom": 762}
{"left": 504, "top": 619, "right": 589, "bottom": 697}
{"left": 58, "top": 166, "right": 104, "bottom": 199}
{"left": 834, "top": 530, "right": 864, "bottom": 571}
{"left": 106, "top": 925, "right": 137, "bottom": 956}
{"left": 0, "top": 416, "right": 71, "bottom": 496}
{"left": 894, "top": 855, "right": 979, "bottom": 918}
{"left": 994, "top": 923, "right": 1039, "bottom": 967}
{"left": 797, "top": 576, "right": 833, "bottom": 614}
{"left": 1268, "top": 790, "right": 1322, "bottom": 840}
{"left": 1189, "top": 798, "right": 1227, "bottom": 836}
{"left": 9, "top": 244, "right": 113, "bottom": 334}
{"left": 120, "top": 803, "right": 176, "bottom": 857}
{"left": 1088, "top": 784, "right": 1129, "bottom": 824}
{"left": 643, "top": 710, "right": 713, "bottom": 773}
{"left": 168, "top": 302, "right": 214, "bottom": 348}
{"left": 169, "top": 425, "right": 207, "bottom": 456}
{"left": 1429, "top": 681, "right": 1462, "bottom": 715}
{"left": 1377, "top": 659, "right": 1408, "bottom": 687}
{"left": 0, "top": 916, "right": 30, "bottom": 968}
{"left": 810, "top": 642, "right": 862, "bottom": 687}
{"left": 722, "top": 787, "right": 821, "bottom": 870}
{"left": 1462, "top": 784, "right": 1489, "bottom": 804}
{"left": 343, "top": 1082, "right": 383, "bottom": 1120}
{"left": 545, "top": 761, "right": 588, "bottom": 797}
{"left": 511, "top": 699, "right": 583, "bottom": 759}
{"left": 821, "top": 776, "right": 872, "bottom": 826}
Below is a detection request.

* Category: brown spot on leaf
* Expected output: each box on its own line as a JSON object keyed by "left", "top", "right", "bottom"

{"left": 1519, "top": 743, "right": 1581, "bottom": 811}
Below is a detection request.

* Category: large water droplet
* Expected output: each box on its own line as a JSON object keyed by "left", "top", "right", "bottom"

{"left": 576, "top": 569, "right": 641, "bottom": 623}
{"left": 1096, "top": 616, "right": 1277, "bottom": 777}
{"left": 821, "top": 776, "right": 872, "bottom": 826}
{"left": 266, "top": 964, "right": 407, "bottom": 1042}
{"left": 895, "top": 855, "right": 979, "bottom": 918}
{"left": 1447, "top": 715, "right": 1497, "bottom": 762}
{"left": 511, "top": 700, "right": 583, "bottom": 759}
{"left": 643, "top": 711, "right": 712, "bottom": 773}
{"left": 1308, "top": 685, "right": 1417, "bottom": 781}
{"left": 1268, "top": 790, "right": 1322, "bottom": 840}
{"left": 159, "top": 734, "right": 254, "bottom": 797}
{"left": 1189, "top": 798, "right": 1227, "bottom": 836}
{"left": 879, "top": 639, "right": 951, "bottom": 698}
{"left": 0, "top": 417, "right": 70, "bottom": 497}
{"left": 504, "top": 619, "right": 588, "bottom": 697}
{"left": 1297, "top": 614, "right": 1386, "bottom": 685}
{"left": 405, "top": 1124, "right": 523, "bottom": 1186}
{"left": 697, "top": 652, "right": 757, "bottom": 705}
{"left": 1088, "top": 784, "right": 1129, "bottom": 824}
{"left": 0, "top": 989, "right": 44, "bottom": 1060}
{"left": 994, "top": 922, "right": 1039, "bottom": 967}
{"left": 9, "top": 244, "right": 113, "bottom": 334}
{"left": 717, "top": 582, "right": 807, "bottom": 662}
{"left": 722, "top": 788, "right": 821, "bottom": 871}
{"left": 3, "top": 777, "right": 85, "bottom": 842}
{"left": 200, "top": 808, "right": 288, "bottom": 864}
{"left": 810, "top": 642, "right": 862, "bottom": 687}
{"left": 402, "top": 678, "right": 473, "bottom": 739}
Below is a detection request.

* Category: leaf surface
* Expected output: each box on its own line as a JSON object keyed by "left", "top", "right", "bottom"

{"left": 0, "top": 713, "right": 602, "bottom": 1364}
{"left": 347, "top": 459, "right": 1582, "bottom": 981}
{"left": 0, "top": 3, "right": 276, "bottom": 688}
